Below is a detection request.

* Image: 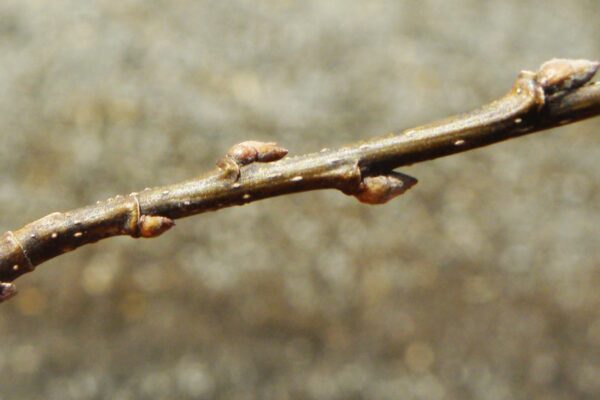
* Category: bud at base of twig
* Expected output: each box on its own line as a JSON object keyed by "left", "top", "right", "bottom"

{"left": 138, "top": 215, "right": 175, "bottom": 238}
{"left": 355, "top": 172, "right": 418, "bottom": 205}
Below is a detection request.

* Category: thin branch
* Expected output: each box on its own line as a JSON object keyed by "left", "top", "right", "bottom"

{"left": 1, "top": 58, "right": 599, "bottom": 302}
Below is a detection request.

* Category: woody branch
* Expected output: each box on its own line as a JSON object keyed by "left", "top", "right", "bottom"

{"left": 0, "top": 58, "right": 599, "bottom": 302}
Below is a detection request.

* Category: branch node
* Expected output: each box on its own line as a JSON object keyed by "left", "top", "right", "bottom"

{"left": 216, "top": 156, "right": 241, "bottom": 180}
{"left": 127, "top": 193, "right": 175, "bottom": 238}
{"left": 336, "top": 161, "right": 364, "bottom": 195}
{"left": 3, "top": 230, "right": 34, "bottom": 272}
{"left": 126, "top": 193, "right": 142, "bottom": 237}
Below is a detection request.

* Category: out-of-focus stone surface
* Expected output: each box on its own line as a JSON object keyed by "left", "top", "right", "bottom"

{"left": 1, "top": 1, "right": 599, "bottom": 399}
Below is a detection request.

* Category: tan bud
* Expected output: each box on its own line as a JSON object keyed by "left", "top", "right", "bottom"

{"left": 138, "top": 215, "right": 175, "bottom": 238}
{"left": 226, "top": 141, "right": 288, "bottom": 165}
{"left": 355, "top": 172, "right": 418, "bottom": 205}
{"left": 0, "top": 282, "right": 17, "bottom": 302}
{"left": 536, "top": 58, "right": 599, "bottom": 94}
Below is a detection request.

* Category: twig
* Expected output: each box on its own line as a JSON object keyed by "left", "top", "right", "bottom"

{"left": 1, "top": 58, "right": 599, "bottom": 302}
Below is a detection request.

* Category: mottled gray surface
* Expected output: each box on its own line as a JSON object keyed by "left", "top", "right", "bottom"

{"left": 1, "top": 1, "right": 599, "bottom": 399}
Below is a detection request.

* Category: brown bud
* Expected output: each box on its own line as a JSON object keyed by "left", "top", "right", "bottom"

{"left": 536, "top": 59, "right": 599, "bottom": 94}
{"left": 138, "top": 215, "right": 175, "bottom": 238}
{"left": 355, "top": 172, "right": 418, "bottom": 205}
{"left": 0, "top": 282, "right": 17, "bottom": 302}
{"left": 226, "top": 141, "right": 288, "bottom": 165}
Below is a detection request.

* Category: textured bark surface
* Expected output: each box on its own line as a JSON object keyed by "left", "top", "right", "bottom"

{"left": 0, "top": 60, "right": 598, "bottom": 291}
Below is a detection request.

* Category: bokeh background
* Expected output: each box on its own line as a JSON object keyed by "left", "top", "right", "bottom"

{"left": 0, "top": 1, "right": 599, "bottom": 399}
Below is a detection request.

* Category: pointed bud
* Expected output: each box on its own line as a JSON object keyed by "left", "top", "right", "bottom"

{"left": 355, "top": 172, "right": 418, "bottom": 205}
{"left": 138, "top": 215, "right": 175, "bottom": 238}
{"left": 226, "top": 141, "right": 288, "bottom": 165}
{"left": 536, "top": 58, "right": 599, "bottom": 94}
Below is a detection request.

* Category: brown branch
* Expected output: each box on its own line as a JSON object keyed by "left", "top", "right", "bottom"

{"left": 1, "top": 58, "right": 599, "bottom": 302}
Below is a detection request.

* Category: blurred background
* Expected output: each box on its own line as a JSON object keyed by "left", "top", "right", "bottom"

{"left": 0, "top": 1, "right": 599, "bottom": 399}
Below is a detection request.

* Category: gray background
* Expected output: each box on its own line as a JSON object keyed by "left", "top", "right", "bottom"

{"left": 1, "top": 1, "right": 599, "bottom": 399}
